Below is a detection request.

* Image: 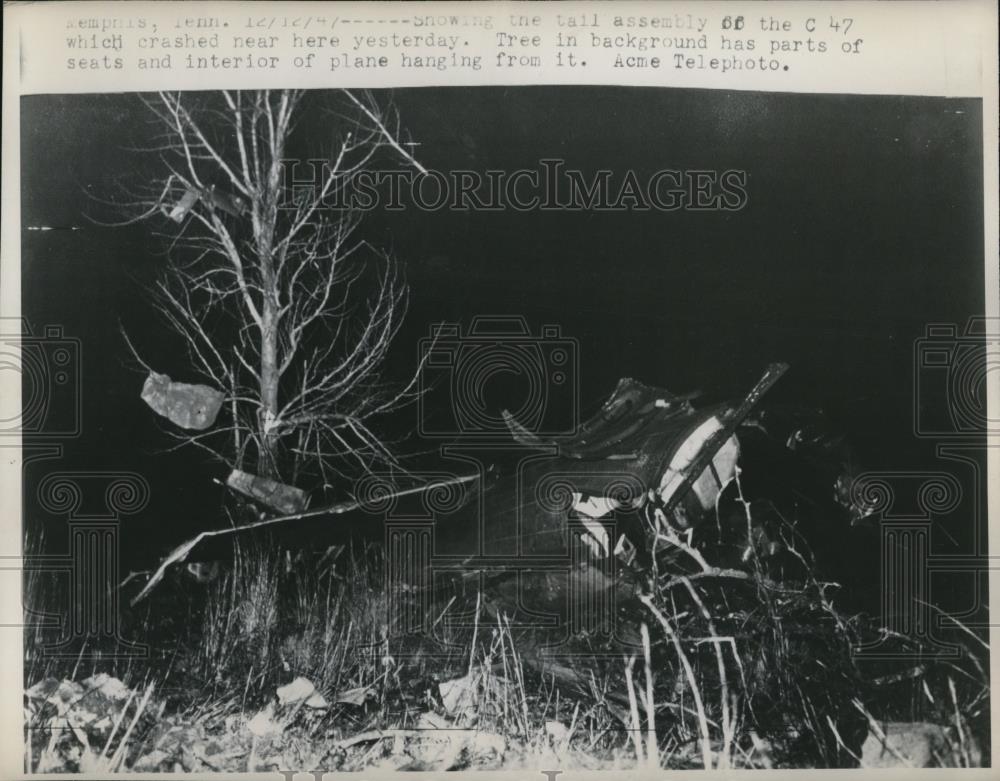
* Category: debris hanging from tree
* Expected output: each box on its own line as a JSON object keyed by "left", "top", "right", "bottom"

{"left": 140, "top": 371, "right": 224, "bottom": 431}
{"left": 164, "top": 188, "right": 199, "bottom": 223}
{"left": 225, "top": 469, "right": 308, "bottom": 514}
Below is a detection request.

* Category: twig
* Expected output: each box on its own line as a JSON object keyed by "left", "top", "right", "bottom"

{"left": 109, "top": 682, "right": 155, "bottom": 771}
{"left": 468, "top": 590, "right": 481, "bottom": 679}
{"left": 679, "top": 576, "right": 733, "bottom": 768}
{"left": 334, "top": 728, "right": 433, "bottom": 750}
{"left": 948, "top": 677, "right": 969, "bottom": 765}
{"left": 852, "top": 699, "right": 914, "bottom": 768}
{"left": 825, "top": 715, "right": 862, "bottom": 765}
{"left": 99, "top": 687, "right": 137, "bottom": 762}
{"left": 639, "top": 595, "right": 713, "bottom": 769}
{"left": 640, "top": 623, "right": 659, "bottom": 768}
{"left": 341, "top": 91, "right": 428, "bottom": 174}
{"left": 623, "top": 655, "right": 645, "bottom": 766}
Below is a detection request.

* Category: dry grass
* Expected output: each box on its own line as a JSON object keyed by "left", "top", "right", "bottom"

{"left": 23, "top": 515, "right": 990, "bottom": 771}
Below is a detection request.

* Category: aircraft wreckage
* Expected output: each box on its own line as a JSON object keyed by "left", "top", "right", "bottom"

{"left": 132, "top": 362, "right": 870, "bottom": 639}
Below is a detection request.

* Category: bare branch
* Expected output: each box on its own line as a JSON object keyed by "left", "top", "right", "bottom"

{"left": 341, "top": 90, "right": 428, "bottom": 174}
{"left": 121, "top": 90, "right": 424, "bottom": 487}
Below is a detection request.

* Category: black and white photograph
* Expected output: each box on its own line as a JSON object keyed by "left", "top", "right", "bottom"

{"left": 7, "top": 3, "right": 997, "bottom": 775}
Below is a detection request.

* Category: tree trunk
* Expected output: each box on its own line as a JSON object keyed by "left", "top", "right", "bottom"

{"left": 257, "top": 195, "right": 280, "bottom": 479}
{"left": 257, "top": 95, "right": 288, "bottom": 480}
{"left": 259, "top": 299, "right": 279, "bottom": 479}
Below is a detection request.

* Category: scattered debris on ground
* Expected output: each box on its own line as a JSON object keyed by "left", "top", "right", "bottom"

{"left": 30, "top": 365, "right": 988, "bottom": 770}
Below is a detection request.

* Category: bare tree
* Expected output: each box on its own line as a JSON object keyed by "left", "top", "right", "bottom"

{"left": 119, "top": 89, "right": 426, "bottom": 492}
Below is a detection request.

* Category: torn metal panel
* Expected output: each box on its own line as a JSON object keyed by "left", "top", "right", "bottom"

{"left": 503, "top": 376, "right": 699, "bottom": 460}
{"left": 502, "top": 365, "right": 788, "bottom": 538}
{"left": 658, "top": 415, "right": 739, "bottom": 513}
{"left": 140, "top": 371, "right": 224, "bottom": 430}
{"left": 226, "top": 469, "right": 308, "bottom": 514}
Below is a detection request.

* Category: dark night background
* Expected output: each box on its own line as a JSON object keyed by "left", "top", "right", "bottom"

{"left": 20, "top": 88, "right": 985, "bottom": 580}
